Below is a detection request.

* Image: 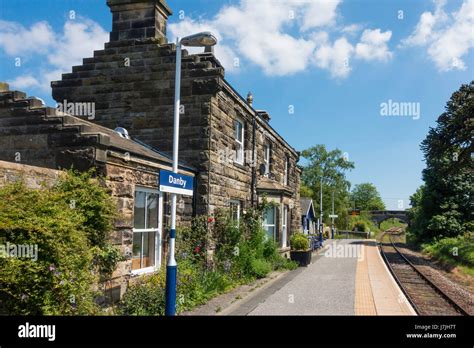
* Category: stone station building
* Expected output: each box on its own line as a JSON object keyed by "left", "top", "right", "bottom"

{"left": 0, "top": 0, "right": 302, "bottom": 298}
{"left": 51, "top": 0, "right": 302, "bottom": 251}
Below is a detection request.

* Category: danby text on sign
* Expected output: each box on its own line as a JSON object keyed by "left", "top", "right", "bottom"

{"left": 159, "top": 170, "right": 194, "bottom": 196}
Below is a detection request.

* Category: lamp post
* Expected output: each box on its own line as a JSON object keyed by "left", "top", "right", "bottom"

{"left": 319, "top": 176, "right": 323, "bottom": 245}
{"left": 331, "top": 191, "right": 335, "bottom": 239}
{"left": 165, "top": 32, "right": 217, "bottom": 316}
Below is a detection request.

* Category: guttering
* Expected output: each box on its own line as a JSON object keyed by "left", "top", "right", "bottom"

{"left": 251, "top": 116, "right": 256, "bottom": 207}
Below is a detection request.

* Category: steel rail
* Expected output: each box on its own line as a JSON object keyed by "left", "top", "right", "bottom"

{"left": 378, "top": 231, "right": 469, "bottom": 316}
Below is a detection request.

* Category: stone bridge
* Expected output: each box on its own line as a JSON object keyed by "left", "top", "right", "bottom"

{"left": 368, "top": 210, "right": 409, "bottom": 227}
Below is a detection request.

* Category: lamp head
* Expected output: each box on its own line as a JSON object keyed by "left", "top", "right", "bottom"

{"left": 180, "top": 31, "right": 217, "bottom": 47}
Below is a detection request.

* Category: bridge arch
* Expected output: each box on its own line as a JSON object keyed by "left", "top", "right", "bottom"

{"left": 368, "top": 210, "right": 410, "bottom": 228}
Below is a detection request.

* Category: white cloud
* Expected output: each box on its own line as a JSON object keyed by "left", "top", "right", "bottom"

{"left": 355, "top": 29, "right": 393, "bottom": 62}
{"left": 48, "top": 19, "right": 108, "bottom": 71}
{"left": 314, "top": 37, "right": 354, "bottom": 78}
{"left": 0, "top": 20, "right": 55, "bottom": 56}
{"left": 401, "top": 0, "right": 474, "bottom": 71}
{"left": 168, "top": 0, "right": 392, "bottom": 78}
{"left": 341, "top": 24, "right": 363, "bottom": 35}
{"left": 169, "top": 0, "right": 321, "bottom": 76}
{"left": 298, "top": 0, "right": 342, "bottom": 31}
{"left": 7, "top": 75, "right": 42, "bottom": 90}
{"left": 1, "top": 0, "right": 397, "bottom": 88}
{"left": 0, "top": 17, "right": 107, "bottom": 92}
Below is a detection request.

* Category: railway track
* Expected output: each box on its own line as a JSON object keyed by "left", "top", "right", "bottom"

{"left": 379, "top": 228, "right": 468, "bottom": 316}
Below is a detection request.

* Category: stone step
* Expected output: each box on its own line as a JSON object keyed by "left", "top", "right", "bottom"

{"left": 26, "top": 97, "right": 46, "bottom": 108}
{"left": 0, "top": 115, "right": 62, "bottom": 127}
{"left": 0, "top": 91, "right": 27, "bottom": 102}
{"left": 0, "top": 123, "right": 63, "bottom": 136}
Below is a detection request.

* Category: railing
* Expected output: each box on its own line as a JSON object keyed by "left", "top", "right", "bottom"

{"left": 336, "top": 230, "right": 370, "bottom": 239}
{"left": 306, "top": 235, "right": 323, "bottom": 250}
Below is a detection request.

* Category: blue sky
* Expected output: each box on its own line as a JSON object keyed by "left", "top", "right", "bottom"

{"left": 1, "top": 0, "right": 473, "bottom": 209}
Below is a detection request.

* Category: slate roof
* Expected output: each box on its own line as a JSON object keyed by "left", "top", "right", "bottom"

{"left": 300, "top": 197, "right": 315, "bottom": 217}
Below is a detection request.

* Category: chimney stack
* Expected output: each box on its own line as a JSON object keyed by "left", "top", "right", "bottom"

{"left": 257, "top": 110, "right": 271, "bottom": 123}
{"left": 107, "top": 0, "right": 172, "bottom": 42}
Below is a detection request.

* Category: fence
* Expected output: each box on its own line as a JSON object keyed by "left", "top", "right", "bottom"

{"left": 336, "top": 230, "right": 370, "bottom": 239}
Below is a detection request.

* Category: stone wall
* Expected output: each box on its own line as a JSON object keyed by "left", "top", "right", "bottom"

{"left": 209, "top": 89, "right": 301, "bottom": 242}
{"left": 0, "top": 160, "right": 61, "bottom": 188}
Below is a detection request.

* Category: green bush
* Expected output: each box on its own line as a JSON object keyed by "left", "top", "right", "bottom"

{"left": 250, "top": 259, "right": 272, "bottom": 278}
{"left": 119, "top": 272, "right": 166, "bottom": 316}
{"left": 0, "top": 170, "right": 119, "bottom": 315}
{"left": 176, "top": 215, "right": 208, "bottom": 265}
{"left": 422, "top": 234, "right": 474, "bottom": 268}
{"left": 119, "top": 204, "right": 300, "bottom": 315}
{"left": 118, "top": 261, "right": 233, "bottom": 315}
{"left": 352, "top": 221, "right": 368, "bottom": 232}
{"left": 290, "top": 233, "right": 309, "bottom": 251}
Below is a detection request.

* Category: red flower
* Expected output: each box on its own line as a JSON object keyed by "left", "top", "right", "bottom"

{"left": 207, "top": 217, "right": 214, "bottom": 223}
{"left": 194, "top": 246, "right": 201, "bottom": 254}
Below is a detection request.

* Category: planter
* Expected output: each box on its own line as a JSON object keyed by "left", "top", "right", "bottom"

{"left": 290, "top": 249, "right": 312, "bottom": 267}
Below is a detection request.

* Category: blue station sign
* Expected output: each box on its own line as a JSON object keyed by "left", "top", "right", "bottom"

{"left": 159, "top": 169, "right": 194, "bottom": 196}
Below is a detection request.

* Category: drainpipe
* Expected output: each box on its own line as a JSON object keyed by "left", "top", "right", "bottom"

{"left": 251, "top": 116, "right": 256, "bottom": 207}
{"left": 192, "top": 173, "right": 197, "bottom": 217}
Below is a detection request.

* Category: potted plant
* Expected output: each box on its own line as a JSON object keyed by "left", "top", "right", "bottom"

{"left": 289, "top": 232, "right": 312, "bottom": 267}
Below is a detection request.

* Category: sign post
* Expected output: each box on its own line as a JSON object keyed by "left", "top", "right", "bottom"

{"left": 164, "top": 32, "right": 216, "bottom": 316}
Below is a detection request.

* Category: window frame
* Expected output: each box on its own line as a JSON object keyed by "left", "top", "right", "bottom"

{"left": 281, "top": 204, "right": 288, "bottom": 248}
{"left": 263, "top": 205, "right": 277, "bottom": 241}
{"left": 263, "top": 143, "right": 271, "bottom": 176}
{"left": 132, "top": 186, "right": 163, "bottom": 276}
{"left": 234, "top": 118, "right": 244, "bottom": 165}
{"left": 229, "top": 200, "right": 241, "bottom": 224}
{"left": 284, "top": 156, "right": 289, "bottom": 186}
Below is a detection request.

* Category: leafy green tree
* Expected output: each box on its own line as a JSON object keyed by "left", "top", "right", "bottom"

{"left": 299, "top": 184, "right": 314, "bottom": 198}
{"left": 0, "top": 170, "right": 120, "bottom": 315}
{"left": 350, "top": 183, "right": 385, "bottom": 211}
{"left": 300, "top": 145, "right": 355, "bottom": 228}
{"left": 409, "top": 81, "right": 474, "bottom": 242}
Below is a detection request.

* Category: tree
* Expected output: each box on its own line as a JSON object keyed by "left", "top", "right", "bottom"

{"left": 300, "top": 145, "right": 355, "bottom": 228}
{"left": 409, "top": 81, "right": 474, "bottom": 242}
{"left": 350, "top": 183, "right": 385, "bottom": 211}
{"left": 0, "top": 170, "right": 120, "bottom": 315}
{"left": 299, "top": 184, "right": 314, "bottom": 198}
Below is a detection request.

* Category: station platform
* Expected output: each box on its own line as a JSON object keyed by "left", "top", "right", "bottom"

{"left": 355, "top": 240, "right": 416, "bottom": 315}
{"left": 187, "top": 239, "right": 417, "bottom": 316}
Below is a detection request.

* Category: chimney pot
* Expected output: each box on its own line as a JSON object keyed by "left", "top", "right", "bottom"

{"left": 0, "top": 82, "right": 9, "bottom": 92}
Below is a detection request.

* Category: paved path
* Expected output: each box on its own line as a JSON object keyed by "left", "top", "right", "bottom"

{"left": 248, "top": 239, "right": 359, "bottom": 315}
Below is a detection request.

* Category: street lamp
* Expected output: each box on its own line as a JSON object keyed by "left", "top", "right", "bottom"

{"left": 165, "top": 32, "right": 217, "bottom": 316}
{"left": 319, "top": 177, "right": 323, "bottom": 245}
